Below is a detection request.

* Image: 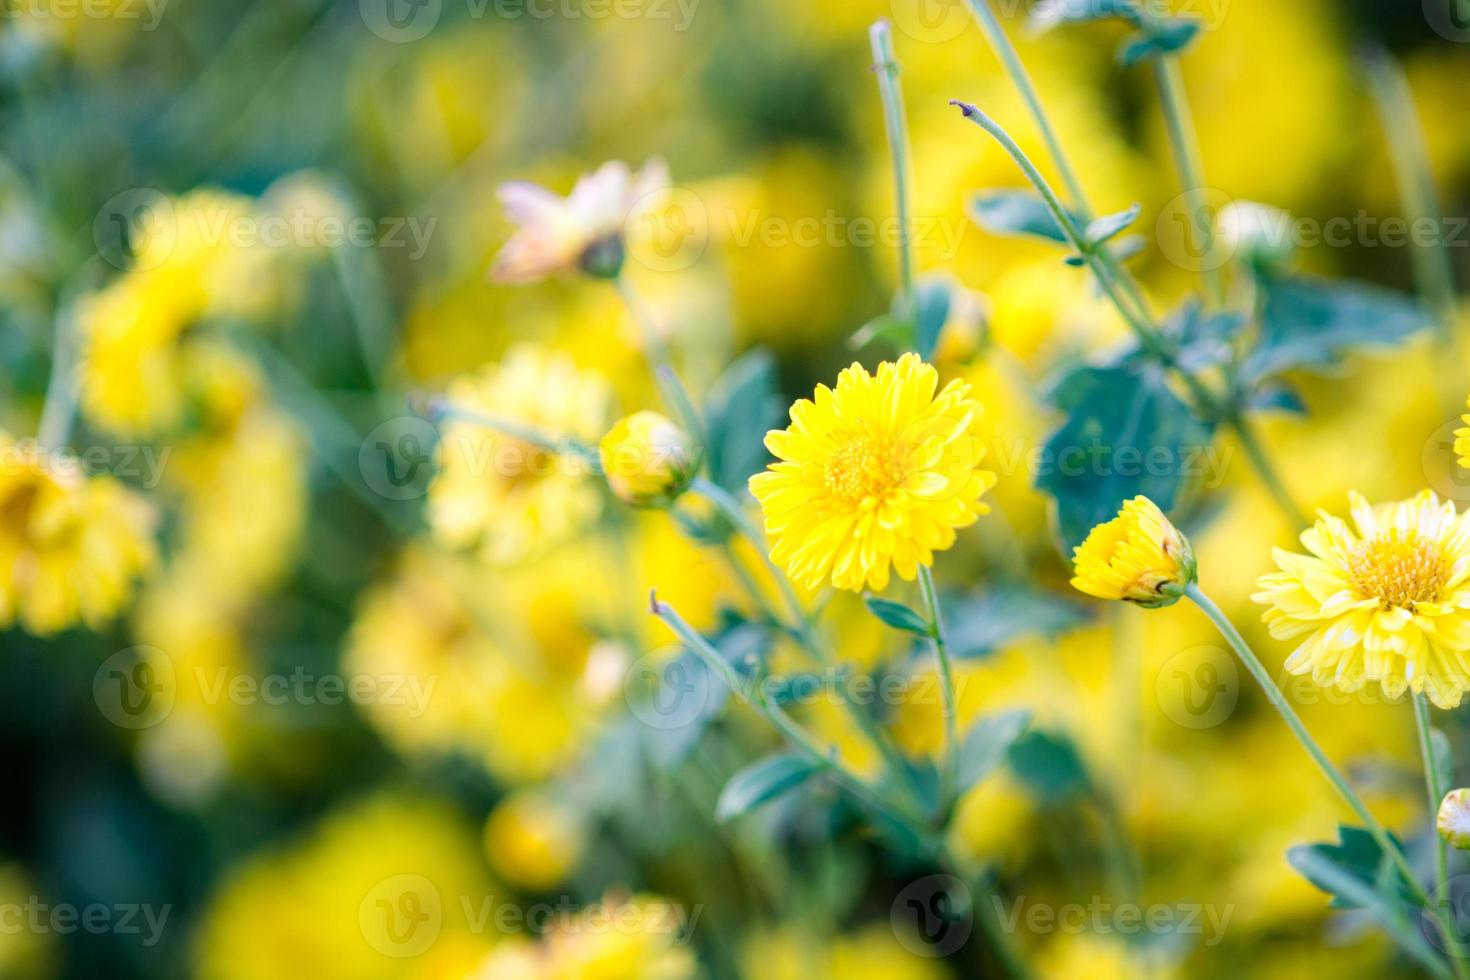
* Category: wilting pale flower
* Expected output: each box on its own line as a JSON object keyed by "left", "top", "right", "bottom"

{"left": 599, "top": 411, "right": 696, "bottom": 508}
{"left": 1439, "top": 789, "right": 1470, "bottom": 850}
{"left": 428, "top": 345, "right": 611, "bottom": 564}
{"left": 490, "top": 158, "right": 669, "bottom": 283}
{"left": 749, "top": 353, "right": 994, "bottom": 592}
{"left": 0, "top": 436, "right": 156, "bottom": 634}
{"left": 1253, "top": 490, "right": 1470, "bottom": 709}
{"left": 1216, "top": 200, "right": 1295, "bottom": 267}
{"left": 1071, "top": 496, "right": 1197, "bottom": 608}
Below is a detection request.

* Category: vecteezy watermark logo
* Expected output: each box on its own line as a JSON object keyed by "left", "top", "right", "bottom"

{"left": 624, "top": 186, "right": 709, "bottom": 273}
{"left": 93, "top": 187, "right": 175, "bottom": 272}
{"left": 623, "top": 647, "right": 713, "bottom": 731}
{"left": 1423, "top": 417, "right": 1470, "bottom": 506}
{"left": 889, "top": 0, "right": 971, "bottom": 44}
{"left": 1155, "top": 644, "right": 1238, "bottom": 730}
{"left": 0, "top": 0, "right": 171, "bottom": 32}
{"left": 891, "top": 875, "right": 974, "bottom": 958}
{"left": 94, "top": 647, "right": 176, "bottom": 730}
{"left": 360, "top": 416, "right": 440, "bottom": 501}
{"left": 0, "top": 898, "right": 171, "bottom": 947}
{"left": 1426, "top": 0, "right": 1470, "bottom": 42}
{"left": 991, "top": 896, "right": 1234, "bottom": 946}
{"left": 1426, "top": 874, "right": 1470, "bottom": 957}
{"left": 1155, "top": 187, "right": 1235, "bottom": 273}
{"left": 360, "top": 0, "right": 442, "bottom": 41}
{"left": 360, "top": 875, "right": 443, "bottom": 958}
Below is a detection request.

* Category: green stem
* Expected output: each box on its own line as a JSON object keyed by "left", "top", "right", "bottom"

{"left": 691, "top": 476, "right": 808, "bottom": 635}
{"left": 963, "top": 0, "right": 1090, "bottom": 217}
{"left": 426, "top": 400, "right": 597, "bottom": 461}
{"left": 1153, "top": 56, "right": 1225, "bottom": 307}
{"left": 1228, "top": 412, "right": 1309, "bottom": 529}
{"left": 870, "top": 20, "right": 918, "bottom": 312}
{"left": 1415, "top": 694, "right": 1451, "bottom": 917}
{"left": 1365, "top": 52, "right": 1459, "bottom": 342}
{"left": 36, "top": 304, "right": 78, "bottom": 452}
{"left": 918, "top": 565, "right": 959, "bottom": 814}
{"left": 653, "top": 593, "right": 1029, "bottom": 978}
{"left": 1185, "top": 585, "right": 1426, "bottom": 898}
{"left": 616, "top": 273, "right": 669, "bottom": 366}
{"left": 951, "top": 101, "right": 1311, "bottom": 532}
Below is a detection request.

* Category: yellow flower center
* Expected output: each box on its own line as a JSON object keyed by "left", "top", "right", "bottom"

{"left": 1347, "top": 530, "right": 1449, "bottom": 609}
{"left": 823, "top": 431, "right": 910, "bottom": 505}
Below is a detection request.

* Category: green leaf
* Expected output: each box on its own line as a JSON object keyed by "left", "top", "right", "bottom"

{"left": 1117, "top": 18, "right": 1202, "bottom": 67}
{"left": 958, "top": 710, "right": 1032, "bottom": 790}
{"left": 1029, "top": 0, "right": 1140, "bottom": 32}
{"left": 1244, "top": 381, "right": 1307, "bottom": 416}
{"left": 1287, "top": 826, "right": 1416, "bottom": 909}
{"left": 1007, "top": 730, "right": 1090, "bottom": 802}
{"left": 703, "top": 350, "right": 782, "bottom": 492}
{"left": 1084, "top": 204, "right": 1141, "bottom": 247}
{"left": 969, "top": 190, "right": 1079, "bottom": 245}
{"left": 849, "top": 312, "right": 913, "bottom": 352}
{"left": 1161, "top": 301, "right": 1244, "bottom": 372}
{"left": 864, "top": 596, "right": 932, "bottom": 636}
{"left": 943, "top": 585, "right": 1091, "bottom": 658}
{"left": 1036, "top": 362, "right": 1215, "bottom": 548}
{"left": 1242, "top": 276, "right": 1432, "bottom": 384}
{"left": 715, "top": 752, "right": 819, "bottom": 822}
{"left": 913, "top": 277, "right": 953, "bottom": 361}
{"left": 1287, "top": 835, "right": 1448, "bottom": 977}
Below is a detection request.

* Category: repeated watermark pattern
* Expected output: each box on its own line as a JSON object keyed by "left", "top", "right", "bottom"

{"left": 359, "top": 0, "right": 701, "bottom": 43}
{"left": 0, "top": 898, "right": 170, "bottom": 947}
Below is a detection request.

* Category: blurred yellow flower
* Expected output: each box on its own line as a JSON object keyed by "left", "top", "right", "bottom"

{"left": 0, "top": 436, "right": 155, "bottom": 634}
{"left": 483, "top": 791, "right": 585, "bottom": 892}
{"left": 0, "top": 864, "right": 54, "bottom": 980}
{"left": 491, "top": 159, "right": 669, "bottom": 283}
{"left": 1253, "top": 490, "right": 1470, "bottom": 709}
{"left": 196, "top": 794, "right": 496, "bottom": 980}
{"left": 541, "top": 893, "right": 697, "bottom": 980}
{"left": 1072, "top": 497, "right": 1197, "bottom": 608}
{"left": 599, "top": 411, "right": 697, "bottom": 508}
{"left": 429, "top": 345, "right": 611, "bottom": 564}
{"left": 750, "top": 353, "right": 994, "bottom": 592}
{"left": 1455, "top": 394, "right": 1470, "bottom": 470}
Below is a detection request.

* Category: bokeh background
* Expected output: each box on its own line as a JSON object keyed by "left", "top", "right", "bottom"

{"left": 2, "top": 0, "right": 1470, "bottom": 977}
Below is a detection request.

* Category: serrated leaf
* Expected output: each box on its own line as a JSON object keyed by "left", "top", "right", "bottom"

{"left": 1163, "top": 301, "right": 1244, "bottom": 372}
{"left": 864, "top": 596, "right": 932, "bottom": 636}
{"left": 1007, "top": 730, "right": 1090, "bottom": 802}
{"left": 1029, "top": 0, "right": 1140, "bottom": 32}
{"left": 913, "top": 277, "right": 953, "bottom": 361}
{"left": 715, "top": 752, "right": 819, "bottom": 822}
{"left": 943, "top": 586, "right": 1092, "bottom": 658}
{"left": 969, "top": 190, "right": 1079, "bottom": 245}
{"left": 1287, "top": 826, "right": 1415, "bottom": 910}
{"left": 1036, "top": 362, "right": 1215, "bottom": 548}
{"left": 958, "top": 710, "right": 1032, "bottom": 790}
{"left": 1117, "top": 18, "right": 1202, "bottom": 66}
{"left": 703, "top": 350, "right": 781, "bottom": 492}
{"left": 1085, "top": 204, "right": 1141, "bottom": 247}
{"left": 1241, "top": 276, "right": 1432, "bottom": 384}
{"left": 1287, "top": 837, "right": 1447, "bottom": 976}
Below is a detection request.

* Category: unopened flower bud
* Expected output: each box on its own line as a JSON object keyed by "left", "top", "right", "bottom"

{"left": 1071, "top": 496, "right": 1197, "bottom": 608}
{"left": 1217, "top": 201, "right": 1294, "bottom": 269}
{"left": 598, "top": 411, "right": 696, "bottom": 508}
{"left": 1439, "top": 788, "right": 1470, "bottom": 850}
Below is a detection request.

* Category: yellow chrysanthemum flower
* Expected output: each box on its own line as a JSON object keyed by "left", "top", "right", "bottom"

{"left": 1253, "top": 490, "right": 1470, "bottom": 709}
{"left": 542, "top": 893, "right": 697, "bottom": 980}
{"left": 1071, "top": 497, "right": 1197, "bottom": 608}
{"left": 1455, "top": 394, "right": 1470, "bottom": 470}
{"left": 749, "top": 353, "right": 994, "bottom": 592}
{"left": 0, "top": 437, "right": 156, "bottom": 635}
{"left": 483, "top": 791, "right": 584, "bottom": 891}
{"left": 429, "top": 345, "right": 611, "bottom": 564}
